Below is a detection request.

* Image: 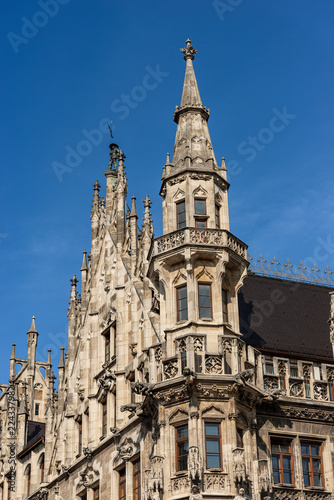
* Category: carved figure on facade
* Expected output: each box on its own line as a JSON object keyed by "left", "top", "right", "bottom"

{"left": 235, "top": 368, "right": 254, "bottom": 386}
{"left": 131, "top": 381, "right": 154, "bottom": 396}
{"left": 189, "top": 485, "right": 203, "bottom": 500}
{"left": 188, "top": 446, "right": 201, "bottom": 482}
{"left": 116, "top": 437, "right": 138, "bottom": 462}
{"left": 98, "top": 369, "right": 116, "bottom": 394}
{"left": 258, "top": 459, "right": 272, "bottom": 492}
{"left": 234, "top": 487, "right": 248, "bottom": 500}
{"left": 233, "top": 448, "right": 247, "bottom": 483}
{"left": 76, "top": 447, "right": 100, "bottom": 489}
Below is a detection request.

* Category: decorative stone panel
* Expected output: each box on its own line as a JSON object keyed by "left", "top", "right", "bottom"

{"left": 313, "top": 383, "right": 329, "bottom": 401}
{"left": 205, "top": 355, "right": 223, "bottom": 374}
{"left": 232, "top": 447, "right": 246, "bottom": 483}
{"left": 204, "top": 472, "right": 229, "bottom": 491}
{"left": 163, "top": 359, "right": 178, "bottom": 380}
{"left": 170, "top": 475, "right": 190, "bottom": 493}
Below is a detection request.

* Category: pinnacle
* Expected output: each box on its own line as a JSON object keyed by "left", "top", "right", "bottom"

{"left": 27, "top": 315, "right": 37, "bottom": 333}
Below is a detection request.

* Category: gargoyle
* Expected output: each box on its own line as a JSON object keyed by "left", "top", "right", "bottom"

{"left": 235, "top": 368, "right": 254, "bottom": 386}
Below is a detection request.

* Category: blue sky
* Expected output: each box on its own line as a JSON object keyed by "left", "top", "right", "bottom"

{"left": 1, "top": 1, "right": 334, "bottom": 382}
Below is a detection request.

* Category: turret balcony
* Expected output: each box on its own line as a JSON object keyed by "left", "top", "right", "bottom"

{"left": 149, "top": 227, "right": 248, "bottom": 261}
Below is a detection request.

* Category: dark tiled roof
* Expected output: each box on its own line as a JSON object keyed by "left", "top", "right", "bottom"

{"left": 17, "top": 420, "right": 45, "bottom": 458}
{"left": 238, "top": 274, "right": 333, "bottom": 360}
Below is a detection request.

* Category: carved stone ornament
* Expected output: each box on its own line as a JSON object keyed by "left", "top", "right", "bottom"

{"left": 188, "top": 446, "right": 201, "bottom": 481}
{"left": 116, "top": 437, "right": 137, "bottom": 462}
{"left": 258, "top": 459, "right": 272, "bottom": 492}
{"left": 131, "top": 381, "right": 154, "bottom": 396}
{"left": 145, "top": 455, "right": 164, "bottom": 498}
{"left": 168, "top": 175, "right": 186, "bottom": 186}
{"left": 234, "top": 487, "right": 248, "bottom": 500}
{"left": 33, "top": 489, "right": 49, "bottom": 500}
{"left": 163, "top": 360, "right": 178, "bottom": 379}
{"left": 189, "top": 485, "right": 203, "bottom": 500}
{"left": 76, "top": 447, "right": 100, "bottom": 490}
{"left": 98, "top": 369, "right": 116, "bottom": 394}
{"left": 233, "top": 448, "right": 247, "bottom": 483}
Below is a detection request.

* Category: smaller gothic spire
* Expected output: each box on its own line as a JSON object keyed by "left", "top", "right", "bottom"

{"left": 58, "top": 346, "right": 65, "bottom": 369}
{"left": 130, "top": 195, "right": 138, "bottom": 218}
{"left": 47, "top": 348, "right": 52, "bottom": 366}
{"left": 70, "top": 275, "right": 78, "bottom": 301}
{"left": 10, "top": 343, "right": 16, "bottom": 360}
{"left": 81, "top": 249, "right": 88, "bottom": 271}
{"left": 28, "top": 315, "right": 37, "bottom": 333}
{"left": 92, "top": 180, "right": 101, "bottom": 211}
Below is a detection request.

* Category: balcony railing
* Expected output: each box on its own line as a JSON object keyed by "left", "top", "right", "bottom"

{"left": 150, "top": 228, "right": 247, "bottom": 259}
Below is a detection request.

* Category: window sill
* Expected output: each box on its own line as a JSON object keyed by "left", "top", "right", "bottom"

{"left": 199, "top": 317, "right": 213, "bottom": 322}
{"left": 304, "top": 487, "right": 325, "bottom": 491}
{"left": 274, "top": 484, "right": 295, "bottom": 488}
{"left": 205, "top": 468, "right": 224, "bottom": 473}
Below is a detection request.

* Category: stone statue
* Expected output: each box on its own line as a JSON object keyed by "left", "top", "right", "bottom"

{"left": 189, "top": 485, "right": 203, "bottom": 500}
{"left": 234, "top": 488, "right": 248, "bottom": 500}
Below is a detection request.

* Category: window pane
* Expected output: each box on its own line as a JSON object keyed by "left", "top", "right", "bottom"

{"left": 196, "top": 219, "right": 206, "bottom": 228}
{"left": 303, "top": 473, "right": 310, "bottom": 486}
{"left": 207, "top": 454, "right": 221, "bottom": 468}
{"left": 314, "top": 474, "right": 322, "bottom": 487}
{"left": 178, "top": 287, "right": 187, "bottom": 300}
{"left": 273, "top": 469, "right": 280, "bottom": 483}
{"left": 195, "top": 199, "right": 206, "bottom": 214}
{"left": 265, "top": 363, "right": 274, "bottom": 374}
{"left": 290, "top": 367, "right": 298, "bottom": 377}
{"left": 272, "top": 444, "right": 280, "bottom": 452}
{"left": 272, "top": 455, "right": 280, "bottom": 468}
{"left": 199, "top": 295, "right": 211, "bottom": 307}
{"left": 282, "top": 455, "right": 291, "bottom": 469}
{"left": 313, "top": 459, "right": 321, "bottom": 472}
{"left": 280, "top": 444, "right": 290, "bottom": 453}
{"left": 206, "top": 423, "right": 220, "bottom": 435}
{"left": 283, "top": 471, "right": 292, "bottom": 484}
{"left": 301, "top": 444, "right": 310, "bottom": 455}
{"left": 206, "top": 439, "right": 220, "bottom": 453}
{"left": 178, "top": 442, "right": 189, "bottom": 455}
{"left": 177, "top": 425, "right": 188, "bottom": 439}
{"left": 311, "top": 444, "right": 320, "bottom": 456}
{"left": 302, "top": 457, "right": 310, "bottom": 472}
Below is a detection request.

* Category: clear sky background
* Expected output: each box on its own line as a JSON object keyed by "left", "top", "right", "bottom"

{"left": 1, "top": 1, "right": 334, "bottom": 382}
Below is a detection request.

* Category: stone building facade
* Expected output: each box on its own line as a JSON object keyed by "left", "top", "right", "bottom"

{"left": 1, "top": 39, "right": 334, "bottom": 500}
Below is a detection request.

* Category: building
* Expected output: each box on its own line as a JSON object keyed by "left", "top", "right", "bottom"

{"left": 1, "top": 38, "right": 334, "bottom": 500}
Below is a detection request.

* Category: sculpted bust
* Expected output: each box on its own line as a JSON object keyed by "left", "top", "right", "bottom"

{"left": 189, "top": 485, "right": 203, "bottom": 500}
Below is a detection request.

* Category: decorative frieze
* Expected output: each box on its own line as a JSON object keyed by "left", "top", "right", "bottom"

{"left": 170, "top": 475, "right": 190, "bottom": 493}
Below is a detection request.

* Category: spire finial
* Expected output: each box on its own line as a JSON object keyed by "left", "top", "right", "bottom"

{"left": 180, "top": 38, "right": 198, "bottom": 61}
{"left": 28, "top": 315, "right": 37, "bottom": 333}
{"left": 47, "top": 348, "right": 52, "bottom": 366}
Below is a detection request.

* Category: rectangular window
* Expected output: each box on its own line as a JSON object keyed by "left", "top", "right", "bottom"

{"left": 102, "top": 399, "right": 107, "bottom": 437}
{"left": 119, "top": 468, "right": 126, "bottom": 500}
{"left": 236, "top": 427, "right": 244, "bottom": 449}
{"left": 199, "top": 283, "right": 212, "bottom": 319}
{"left": 177, "top": 285, "right": 188, "bottom": 322}
{"left": 222, "top": 288, "right": 228, "bottom": 322}
{"left": 181, "top": 351, "right": 187, "bottom": 373}
{"left": 290, "top": 365, "right": 298, "bottom": 377}
{"left": 177, "top": 201, "right": 186, "bottom": 229}
{"left": 265, "top": 363, "right": 274, "bottom": 374}
{"left": 271, "top": 439, "right": 294, "bottom": 484}
{"left": 215, "top": 204, "right": 220, "bottom": 228}
{"left": 105, "top": 331, "right": 111, "bottom": 363}
{"left": 176, "top": 424, "right": 189, "bottom": 471}
{"left": 205, "top": 422, "right": 222, "bottom": 468}
{"left": 35, "top": 403, "right": 40, "bottom": 416}
{"left": 195, "top": 218, "right": 207, "bottom": 228}
{"left": 133, "top": 460, "right": 141, "bottom": 500}
{"left": 301, "top": 442, "right": 323, "bottom": 487}
{"left": 195, "top": 353, "right": 202, "bottom": 373}
{"left": 195, "top": 199, "right": 206, "bottom": 215}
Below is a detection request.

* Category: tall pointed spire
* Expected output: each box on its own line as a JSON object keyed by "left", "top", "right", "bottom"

{"left": 170, "top": 38, "right": 217, "bottom": 171}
